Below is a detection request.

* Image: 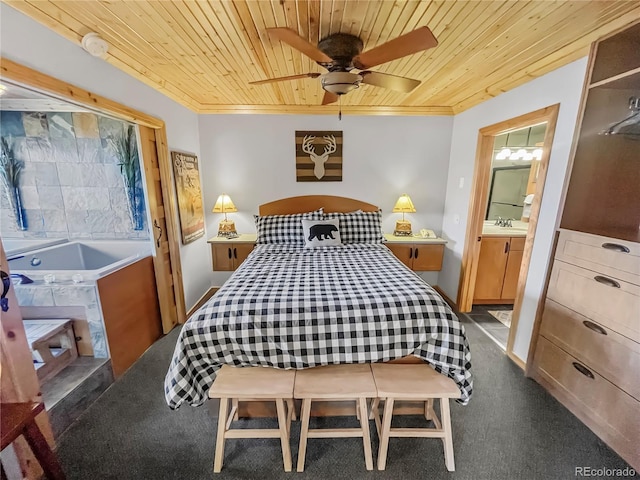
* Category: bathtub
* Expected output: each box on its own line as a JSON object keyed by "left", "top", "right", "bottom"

{"left": 8, "top": 240, "right": 152, "bottom": 282}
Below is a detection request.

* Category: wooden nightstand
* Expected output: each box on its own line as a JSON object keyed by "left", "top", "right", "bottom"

{"left": 208, "top": 234, "right": 257, "bottom": 271}
{"left": 384, "top": 234, "right": 447, "bottom": 271}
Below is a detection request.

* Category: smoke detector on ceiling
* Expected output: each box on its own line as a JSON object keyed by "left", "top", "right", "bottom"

{"left": 81, "top": 33, "right": 109, "bottom": 58}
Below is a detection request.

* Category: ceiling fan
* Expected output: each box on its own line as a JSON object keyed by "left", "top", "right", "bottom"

{"left": 250, "top": 27, "right": 438, "bottom": 105}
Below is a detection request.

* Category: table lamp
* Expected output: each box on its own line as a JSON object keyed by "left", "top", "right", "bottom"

{"left": 392, "top": 194, "right": 416, "bottom": 236}
{"left": 213, "top": 194, "right": 239, "bottom": 238}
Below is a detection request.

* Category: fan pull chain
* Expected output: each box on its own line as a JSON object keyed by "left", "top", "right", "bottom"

{"left": 338, "top": 95, "right": 342, "bottom": 121}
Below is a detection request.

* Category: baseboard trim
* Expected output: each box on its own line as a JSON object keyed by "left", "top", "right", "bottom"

{"left": 508, "top": 351, "right": 526, "bottom": 371}
{"left": 433, "top": 286, "right": 458, "bottom": 312}
{"left": 186, "top": 287, "right": 219, "bottom": 318}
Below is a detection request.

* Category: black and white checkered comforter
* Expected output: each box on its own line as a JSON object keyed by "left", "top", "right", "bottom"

{"left": 164, "top": 244, "right": 473, "bottom": 409}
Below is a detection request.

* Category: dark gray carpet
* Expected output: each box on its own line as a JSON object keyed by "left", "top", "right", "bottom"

{"left": 57, "top": 316, "right": 637, "bottom": 480}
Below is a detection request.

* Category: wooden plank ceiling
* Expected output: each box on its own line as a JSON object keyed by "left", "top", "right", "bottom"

{"left": 4, "top": 1, "right": 640, "bottom": 115}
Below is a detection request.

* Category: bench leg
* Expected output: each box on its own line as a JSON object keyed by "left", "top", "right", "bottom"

{"left": 377, "top": 397, "right": 394, "bottom": 471}
{"left": 441, "top": 398, "right": 455, "bottom": 471}
{"left": 213, "top": 398, "right": 229, "bottom": 473}
{"left": 231, "top": 399, "right": 239, "bottom": 421}
{"left": 275, "top": 398, "right": 292, "bottom": 472}
{"left": 296, "top": 398, "right": 312, "bottom": 472}
{"left": 287, "top": 398, "right": 297, "bottom": 422}
{"left": 358, "top": 398, "right": 373, "bottom": 471}
{"left": 424, "top": 399, "right": 434, "bottom": 421}
{"left": 22, "top": 420, "right": 66, "bottom": 480}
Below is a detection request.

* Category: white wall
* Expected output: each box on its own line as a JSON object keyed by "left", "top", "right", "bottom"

{"left": 198, "top": 114, "right": 454, "bottom": 286}
{"left": 0, "top": 4, "right": 208, "bottom": 310}
{"left": 439, "top": 58, "right": 589, "bottom": 362}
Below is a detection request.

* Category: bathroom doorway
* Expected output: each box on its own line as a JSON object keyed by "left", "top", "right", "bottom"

{"left": 457, "top": 105, "right": 559, "bottom": 366}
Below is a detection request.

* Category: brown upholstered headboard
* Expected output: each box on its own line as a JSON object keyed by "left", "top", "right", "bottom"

{"left": 258, "top": 195, "right": 379, "bottom": 215}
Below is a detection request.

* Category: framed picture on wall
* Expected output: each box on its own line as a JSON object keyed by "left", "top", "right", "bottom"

{"left": 171, "top": 151, "right": 205, "bottom": 244}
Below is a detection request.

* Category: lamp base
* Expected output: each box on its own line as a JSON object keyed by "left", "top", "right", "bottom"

{"left": 394, "top": 220, "right": 413, "bottom": 236}
{"left": 217, "top": 219, "right": 238, "bottom": 239}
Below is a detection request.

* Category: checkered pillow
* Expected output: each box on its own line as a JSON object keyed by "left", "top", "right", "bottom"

{"left": 255, "top": 209, "right": 323, "bottom": 245}
{"left": 323, "top": 210, "right": 385, "bottom": 244}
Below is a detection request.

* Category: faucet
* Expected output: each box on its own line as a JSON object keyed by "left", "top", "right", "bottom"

{"left": 494, "top": 217, "right": 514, "bottom": 227}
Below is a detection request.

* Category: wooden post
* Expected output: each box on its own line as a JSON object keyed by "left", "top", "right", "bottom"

{"left": 0, "top": 239, "right": 55, "bottom": 479}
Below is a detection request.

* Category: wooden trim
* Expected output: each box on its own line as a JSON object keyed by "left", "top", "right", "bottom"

{"left": 507, "top": 351, "right": 526, "bottom": 371}
{"left": 186, "top": 287, "right": 219, "bottom": 318}
{"left": 0, "top": 241, "right": 54, "bottom": 479}
{"left": 456, "top": 132, "right": 495, "bottom": 310}
{"left": 0, "top": 59, "right": 187, "bottom": 330}
{"left": 154, "top": 128, "right": 187, "bottom": 325}
{"left": 505, "top": 105, "right": 560, "bottom": 361}
{"left": 259, "top": 196, "right": 379, "bottom": 215}
{"left": 524, "top": 230, "right": 561, "bottom": 376}
{"left": 0, "top": 58, "right": 163, "bottom": 128}
{"left": 433, "top": 286, "right": 458, "bottom": 312}
{"left": 197, "top": 104, "right": 454, "bottom": 116}
{"left": 457, "top": 104, "right": 560, "bottom": 314}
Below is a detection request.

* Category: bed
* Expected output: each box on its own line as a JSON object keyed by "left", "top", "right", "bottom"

{"left": 164, "top": 196, "right": 472, "bottom": 410}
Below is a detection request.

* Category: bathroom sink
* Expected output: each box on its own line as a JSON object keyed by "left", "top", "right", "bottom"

{"left": 482, "top": 221, "right": 529, "bottom": 236}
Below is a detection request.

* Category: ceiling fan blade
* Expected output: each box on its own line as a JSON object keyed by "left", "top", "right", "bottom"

{"left": 360, "top": 71, "right": 421, "bottom": 93}
{"left": 249, "top": 73, "right": 321, "bottom": 85}
{"left": 267, "top": 28, "right": 332, "bottom": 64}
{"left": 322, "top": 91, "right": 339, "bottom": 105}
{"left": 354, "top": 26, "right": 438, "bottom": 70}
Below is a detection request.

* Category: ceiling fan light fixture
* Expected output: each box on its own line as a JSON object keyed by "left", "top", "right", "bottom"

{"left": 321, "top": 72, "right": 362, "bottom": 95}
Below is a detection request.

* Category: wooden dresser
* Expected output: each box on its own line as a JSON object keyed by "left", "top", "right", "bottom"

{"left": 529, "top": 21, "right": 640, "bottom": 470}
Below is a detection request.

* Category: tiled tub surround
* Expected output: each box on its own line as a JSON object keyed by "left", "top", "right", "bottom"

{"left": 11, "top": 240, "right": 153, "bottom": 360}
{"left": 0, "top": 110, "right": 148, "bottom": 240}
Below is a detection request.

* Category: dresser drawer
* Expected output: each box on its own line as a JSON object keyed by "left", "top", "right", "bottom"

{"left": 556, "top": 229, "right": 640, "bottom": 286}
{"left": 548, "top": 260, "right": 640, "bottom": 342}
{"left": 540, "top": 299, "right": 640, "bottom": 400}
{"left": 533, "top": 337, "right": 640, "bottom": 448}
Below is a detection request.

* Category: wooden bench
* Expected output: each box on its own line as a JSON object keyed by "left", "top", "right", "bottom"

{"left": 370, "top": 363, "right": 460, "bottom": 471}
{"left": 23, "top": 319, "right": 78, "bottom": 383}
{"left": 294, "top": 364, "right": 376, "bottom": 472}
{"left": 208, "top": 365, "right": 296, "bottom": 473}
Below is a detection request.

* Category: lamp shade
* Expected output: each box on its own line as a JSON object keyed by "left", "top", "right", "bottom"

{"left": 212, "top": 194, "right": 237, "bottom": 213}
{"left": 392, "top": 194, "right": 416, "bottom": 213}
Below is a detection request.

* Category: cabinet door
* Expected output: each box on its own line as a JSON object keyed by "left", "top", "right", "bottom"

{"left": 211, "top": 244, "right": 234, "bottom": 271}
{"left": 501, "top": 249, "right": 523, "bottom": 300}
{"left": 386, "top": 244, "right": 414, "bottom": 269}
{"left": 474, "top": 237, "right": 509, "bottom": 301}
{"left": 413, "top": 244, "right": 445, "bottom": 271}
{"left": 233, "top": 243, "right": 255, "bottom": 268}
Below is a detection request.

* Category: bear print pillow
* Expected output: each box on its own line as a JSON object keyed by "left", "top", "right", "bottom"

{"left": 301, "top": 218, "right": 342, "bottom": 248}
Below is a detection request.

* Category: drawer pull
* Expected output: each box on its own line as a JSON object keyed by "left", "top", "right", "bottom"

{"left": 414, "top": 248, "right": 419, "bottom": 259}
{"left": 227, "top": 248, "right": 232, "bottom": 259}
{"left": 601, "top": 242, "right": 630, "bottom": 253}
{"left": 582, "top": 320, "right": 607, "bottom": 335}
{"left": 594, "top": 275, "right": 620, "bottom": 288}
{"left": 572, "top": 362, "right": 595, "bottom": 379}
{"left": 409, "top": 248, "right": 413, "bottom": 259}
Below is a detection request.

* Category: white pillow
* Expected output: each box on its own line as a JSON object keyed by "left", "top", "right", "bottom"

{"left": 301, "top": 218, "right": 342, "bottom": 248}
